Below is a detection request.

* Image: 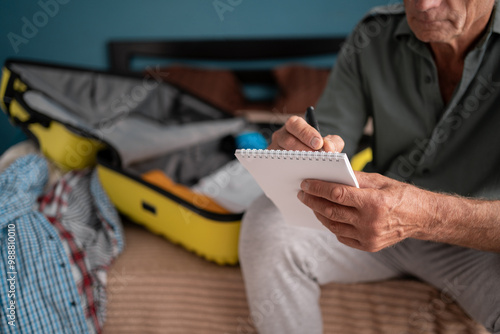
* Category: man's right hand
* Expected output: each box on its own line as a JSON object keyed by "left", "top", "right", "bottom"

{"left": 268, "top": 116, "right": 345, "bottom": 153}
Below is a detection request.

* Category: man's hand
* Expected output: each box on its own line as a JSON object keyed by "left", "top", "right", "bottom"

{"left": 297, "top": 171, "right": 434, "bottom": 252}
{"left": 298, "top": 171, "right": 500, "bottom": 252}
{"left": 268, "top": 116, "right": 344, "bottom": 152}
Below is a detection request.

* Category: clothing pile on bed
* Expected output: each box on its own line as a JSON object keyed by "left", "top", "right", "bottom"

{"left": 0, "top": 142, "right": 124, "bottom": 334}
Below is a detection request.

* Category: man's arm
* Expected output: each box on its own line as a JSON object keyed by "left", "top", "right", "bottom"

{"left": 298, "top": 171, "right": 500, "bottom": 253}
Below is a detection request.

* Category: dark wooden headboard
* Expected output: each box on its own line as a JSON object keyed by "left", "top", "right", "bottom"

{"left": 107, "top": 37, "right": 345, "bottom": 85}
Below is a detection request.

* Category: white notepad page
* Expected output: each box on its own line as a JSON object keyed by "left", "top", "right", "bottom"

{"left": 235, "top": 149, "right": 359, "bottom": 230}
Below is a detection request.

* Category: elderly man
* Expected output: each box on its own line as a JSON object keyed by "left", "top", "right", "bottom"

{"left": 239, "top": 0, "right": 500, "bottom": 333}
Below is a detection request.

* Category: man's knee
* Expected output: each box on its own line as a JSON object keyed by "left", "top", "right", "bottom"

{"left": 239, "top": 195, "right": 281, "bottom": 264}
{"left": 239, "top": 194, "right": 313, "bottom": 274}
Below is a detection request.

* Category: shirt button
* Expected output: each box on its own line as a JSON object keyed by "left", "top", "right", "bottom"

{"left": 422, "top": 168, "right": 431, "bottom": 175}
{"left": 70, "top": 301, "right": 76, "bottom": 307}
{"left": 424, "top": 76, "right": 432, "bottom": 84}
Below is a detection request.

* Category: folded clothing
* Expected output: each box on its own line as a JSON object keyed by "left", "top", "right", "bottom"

{"left": 142, "top": 169, "right": 231, "bottom": 214}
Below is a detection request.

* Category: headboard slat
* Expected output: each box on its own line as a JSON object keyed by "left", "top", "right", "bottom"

{"left": 108, "top": 37, "right": 345, "bottom": 81}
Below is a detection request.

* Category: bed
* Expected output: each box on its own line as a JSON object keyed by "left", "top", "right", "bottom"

{"left": 102, "top": 37, "right": 489, "bottom": 334}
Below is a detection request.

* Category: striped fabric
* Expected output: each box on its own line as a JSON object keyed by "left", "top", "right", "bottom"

{"left": 0, "top": 155, "right": 124, "bottom": 334}
{"left": 103, "top": 221, "right": 489, "bottom": 334}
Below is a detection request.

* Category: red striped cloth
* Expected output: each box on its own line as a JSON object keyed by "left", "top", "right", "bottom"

{"left": 38, "top": 169, "right": 122, "bottom": 334}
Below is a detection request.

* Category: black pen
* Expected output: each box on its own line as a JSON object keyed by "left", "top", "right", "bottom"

{"left": 305, "top": 106, "right": 320, "bottom": 133}
{"left": 305, "top": 106, "right": 324, "bottom": 151}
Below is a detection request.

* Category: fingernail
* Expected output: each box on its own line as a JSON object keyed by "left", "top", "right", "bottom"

{"left": 301, "top": 180, "right": 310, "bottom": 191}
{"left": 311, "top": 137, "right": 321, "bottom": 150}
{"left": 297, "top": 190, "right": 304, "bottom": 201}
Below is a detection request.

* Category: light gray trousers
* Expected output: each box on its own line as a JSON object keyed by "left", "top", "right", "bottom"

{"left": 239, "top": 195, "right": 500, "bottom": 334}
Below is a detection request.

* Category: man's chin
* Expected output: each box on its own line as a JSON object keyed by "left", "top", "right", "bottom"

{"left": 413, "top": 29, "right": 456, "bottom": 44}
{"left": 408, "top": 19, "right": 457, "bottom": 43}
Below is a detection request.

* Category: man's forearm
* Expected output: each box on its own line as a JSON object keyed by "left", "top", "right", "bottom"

{"left": 418, "top": 193, "right": 500, "bottom": 252}
{"left": 299, "top": 172, "right": 500, "bottom": 253}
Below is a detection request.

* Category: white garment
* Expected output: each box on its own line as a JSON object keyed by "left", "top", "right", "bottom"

{"left": 192, "top": 159, "right": 263, "bottom": 213}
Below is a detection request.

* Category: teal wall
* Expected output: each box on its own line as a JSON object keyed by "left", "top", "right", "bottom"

{"left": 0, "top": 0, "right": 389, "bottom": 154}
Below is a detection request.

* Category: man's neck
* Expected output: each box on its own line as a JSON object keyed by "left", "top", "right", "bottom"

{"left": 429, "top": 9, "right": 494, "bottom": 104}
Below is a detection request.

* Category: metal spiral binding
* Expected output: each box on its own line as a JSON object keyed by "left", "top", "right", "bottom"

{"left": 237, "top": 149, "right": 341, "bottom": 162}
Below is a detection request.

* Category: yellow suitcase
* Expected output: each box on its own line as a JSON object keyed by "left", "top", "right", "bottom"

{"left": 1, "top": 59, "right": 246, "bottom": 265}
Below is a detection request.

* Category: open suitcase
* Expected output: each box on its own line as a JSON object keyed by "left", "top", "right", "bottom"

{"left": 0, "top": 59, "right": 250, "bottom": 265}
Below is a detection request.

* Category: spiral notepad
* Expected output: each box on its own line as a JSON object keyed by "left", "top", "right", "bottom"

{"left": 235, "top": 149, "right": 359, "bottom": 230}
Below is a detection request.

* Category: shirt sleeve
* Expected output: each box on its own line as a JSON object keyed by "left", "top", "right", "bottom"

{"left": 314, "top": 24, "right": 370, "bottom": 158}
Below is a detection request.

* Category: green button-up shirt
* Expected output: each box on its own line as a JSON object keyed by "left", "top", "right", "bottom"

{"left": 315, "top": 3, "right": 500, "bottom": 198}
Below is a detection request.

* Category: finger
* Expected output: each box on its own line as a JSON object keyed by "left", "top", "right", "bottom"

{"left": 285, "top": 116, "right": 323, "bottom": 150}
{"left": 268, "top": 126, "right": 285, "bottom": 150}
{"left": 323, "top": 135, "right": 345, "bottom": 153}
{"left": 336, "top": 236, "right": 363, "bottom": 250}
{"left": 313, "top": 213, "right": 359, "bottom": 239}
{"left": 300, "top": 179, "right": 362, "bottom": 208}
{"left": 270, "top": 124, "right": 316, "bottom": 151}
{"left": 298, "top": 191, "right": 357, "bottom": 224}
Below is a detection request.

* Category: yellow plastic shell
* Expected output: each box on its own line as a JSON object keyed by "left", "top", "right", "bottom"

{"left": 97, "top": 163, "right": 241, "bottom": 265}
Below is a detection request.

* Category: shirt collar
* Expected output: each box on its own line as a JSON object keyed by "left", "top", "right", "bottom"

{"left": 394, "top": 15, "right": 412, "bottom": 38}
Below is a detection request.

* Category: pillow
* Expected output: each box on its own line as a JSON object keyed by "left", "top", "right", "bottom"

{"left": 272, "top": 64, "right": 331, "bottom": 115}
{"left": 145, "top": 64, "right": 246, "bottom": 115}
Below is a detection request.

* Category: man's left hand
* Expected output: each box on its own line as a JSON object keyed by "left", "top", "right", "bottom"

{"left": 297, "top": 172, "right": 436, "bottom": 252}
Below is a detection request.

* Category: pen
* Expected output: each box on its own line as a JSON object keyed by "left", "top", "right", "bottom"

{"left": 305, "top": 106, "right": 324, "bottom": 151}
{"left": 305, "top": 106, "right": 320, "bottom": 133}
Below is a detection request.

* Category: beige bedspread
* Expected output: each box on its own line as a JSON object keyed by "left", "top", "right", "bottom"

{"left": 103, "top": 220, "right": 489, "bottom": 334}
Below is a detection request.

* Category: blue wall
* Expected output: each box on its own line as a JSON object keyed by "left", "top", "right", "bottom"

{"left": 0, "top": 0, "right": 388, "bottom": 154}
